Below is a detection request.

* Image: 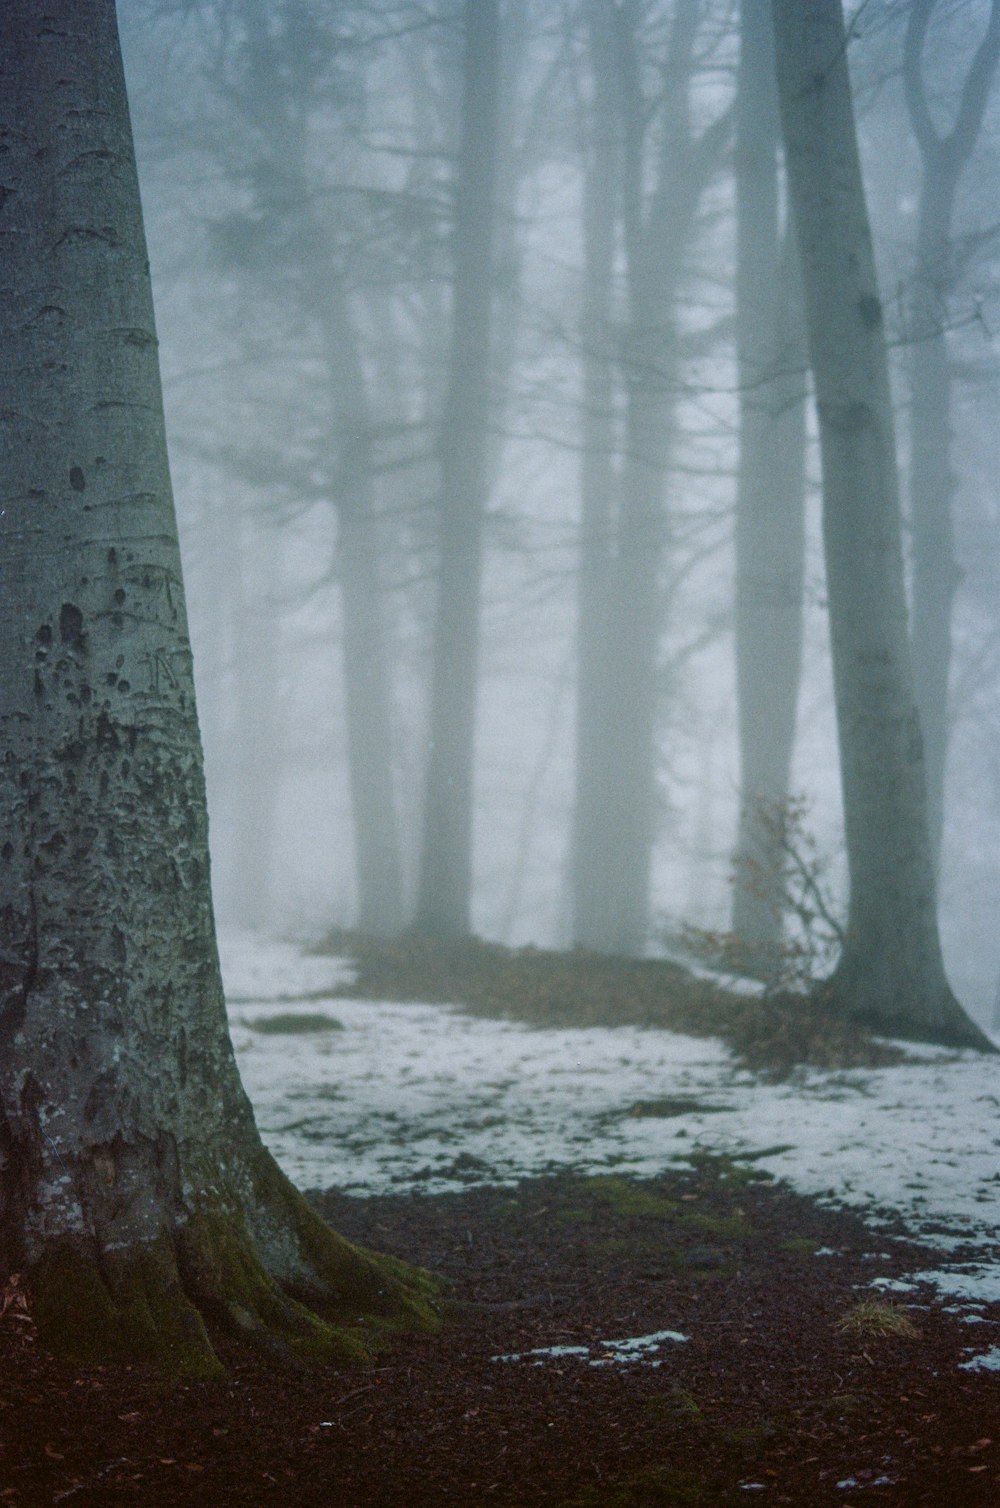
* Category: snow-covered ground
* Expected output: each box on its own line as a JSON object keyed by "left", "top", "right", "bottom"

{"left": 218, "top": 930, "right": 1000, "bottom": 1350}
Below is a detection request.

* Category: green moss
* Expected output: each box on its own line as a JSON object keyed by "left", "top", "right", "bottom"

{"left": 583, "top": 1175, "right": 678, "bottom": 1219}
{"left": 246, "top": 1012, "right": 343, "bottom": 1034}
{"left": 676, "top": 1208, "right": 751, "bottom": 1242}
{"left": 29, "top": 1240, "right": 223, "bottom": 1379}
{"left": 643, "top": 1384, "right": 703, "bottom": 1424}
{"left": 28, "top": 1153, "right": 444, "bottom": 1380}
{"left": 559, "top": 1463, "right": 711, "bottom": 1507}
{"left": 782, "top": 1236, "right": 820, "bottom": 1255}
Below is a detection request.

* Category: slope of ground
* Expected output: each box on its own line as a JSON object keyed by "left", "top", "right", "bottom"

{"left": 3, "top": 931, "right": 1000, "bottom": 1505}
{"left": 3, "top": 1161, "right": 1000, "bottom": 1505}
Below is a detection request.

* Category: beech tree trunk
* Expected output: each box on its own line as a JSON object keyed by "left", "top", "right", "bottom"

{"left": 413, "top": 0, "right": 499, "bottom": 938}
{"left": 771, "top": 0, "right": 993, "bottom": 1050}
{"left": 903, "top": 0, "right": 1000, "bottom": 872}
{"left": 570, "top": 0, "right": 622, "bottom": 952}
{"left": 731, "top": 0, "right": 807, "bottom": 961}
{"left": 0, "top": 0, "right": 438, "bottom": 1374}
{"left": 571, "top": 0, "right": 730, "bottom": 955}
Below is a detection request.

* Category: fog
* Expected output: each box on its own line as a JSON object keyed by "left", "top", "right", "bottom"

{"left": 117, "top": 1, "right": 1000, "bottom": 1024}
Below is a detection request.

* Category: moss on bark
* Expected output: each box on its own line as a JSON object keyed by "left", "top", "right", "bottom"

{"left": 26, "top": 1164, "right": 443, "bottom": 1379}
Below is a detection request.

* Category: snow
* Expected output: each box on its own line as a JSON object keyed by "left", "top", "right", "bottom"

{"left": 219, "top": 929, "right": 1000, "bottom": 1361}
{"left": 494, "top": 1329, "right": 689, "bottom": 1368}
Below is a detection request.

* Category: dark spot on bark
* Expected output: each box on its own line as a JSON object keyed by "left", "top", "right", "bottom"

{"left": 100, "top": 770, "right": 109, "bottom": 796}
{"left": 56, "top": 739, "right": 86, "bottom": 764}
{"left": 858, "top": 295, "right": 882, "bottom": 329}
{"left": 816, "top": 400, "right": 874, "bottom": 433}
{"left": 33, "top": 670, "right": 43, "bottom": 697}
{"left": 36, "top": 624, "right": 52, "bottom": 646}
{"left": 121, "top": 760, "right": 131, "bottom": 778}
{"left": 0, "top": 843, "right": 11, "bottom": 862}
{"left": 107, "top": 547, "right": 117, "bottom": 566}
{"left": 95, "top": 710, "right": 120, "bottom": 753}
{"left": 59, "top": 602, "right": 84, "bottom": 648}
{"left": 117, "top": 679, "right": 130, "bottom": 694}
{"left": 79, "top": 684, "right": 91, "bottom": 705}
{"left": 106, "top": 673, "right": 118, "bottom": 686}
{"left": 114, "top": 588, "right": 126, "bottom": 605}
{"left": 69, "top": 465, "right": 86, "bottom": 492}
{"left": 40, "top": 831, "right": 66, "bottom": 856}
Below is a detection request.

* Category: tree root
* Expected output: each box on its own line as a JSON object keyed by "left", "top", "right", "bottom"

{"left": 25, "top": 1152, "right": 444, "bottom": 1378}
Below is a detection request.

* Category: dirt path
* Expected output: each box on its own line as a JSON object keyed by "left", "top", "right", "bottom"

{"left": 3, "top": 1158, "right": 1000, "bottom": 1506}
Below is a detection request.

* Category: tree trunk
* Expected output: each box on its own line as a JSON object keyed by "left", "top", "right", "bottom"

{"left": 570, "top": 0, "right": 622, "bottom": 952}
{"left": 319, "top": 293, "right": 406, "bottom": 938}
{"left": 413, "top": 0, "right": 500, "bottom": 938}
{"left": 0, "top": 0, "right": 439, "bottom": 1375}
{"left": 731, "top": 0, "right": 807, "bottom": 962}
{"left": 771, "top": 0, "right": 993, "bottom": 1050}
{"left": 226, "top": 519, "right": 284, "bottom": 932}
{"left": 583, "top": 0, "right": 728, "bottom": 956}
{"left": 903, "top": 0, "right": 1000, "bottom": 872}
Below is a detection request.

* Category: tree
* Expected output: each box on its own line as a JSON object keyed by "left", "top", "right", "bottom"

{"left": 771, "top": 0, "right": 994, "bottom": 1049}
{"left": 902, "top": 0, "right": 1000, "bottom": 871}
{"left": 0, "top": 0, "right": 437, "bottom": 1373}
{"left": 413, "top": 0, "right": 501, "bottom": 938}
{"left": 730, "top": 0, "right": 807, "bottom": 961}
{"left": 195, "top": 0, "right": 409, "bottom": 936}
{"left": 571, "top": 0, "right": 732, "bottom": 955}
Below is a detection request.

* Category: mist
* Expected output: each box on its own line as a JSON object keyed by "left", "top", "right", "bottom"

{"left": 117, "top": 0, "right": 1000, "bottom": 1025}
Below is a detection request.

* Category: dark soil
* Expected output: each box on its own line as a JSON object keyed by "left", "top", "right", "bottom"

{"left": 3, "top": 1160, "right": 1000, "bottom": 1506}
{"left": 4, "top": 938, "right": 997, "bottom": 1505}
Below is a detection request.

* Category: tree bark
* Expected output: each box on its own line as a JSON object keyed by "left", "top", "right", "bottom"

{"left": 0, "top": 0, "right": 439, "bottom": 1374}
{"left": 771, "top": 0, "right": 993, "bottom": 1050}
{"left": 731, "top": 0, "right": 807, "bottom": 961}
{"left": 903, "top": 0, "right": 1000, "bottom": 872}
{"left": 571, "top": 0, "right": 729, "bottom": 955}
{"left": 570, "top": 0, "right": 622, "bottom": 952}
{"left": 413, "top": 0, "right": 500, "bottom": 938}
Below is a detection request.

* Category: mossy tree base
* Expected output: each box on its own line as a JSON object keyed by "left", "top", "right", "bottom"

{"left": 25, "top": 1154, "right": 443, "bottom": 1380}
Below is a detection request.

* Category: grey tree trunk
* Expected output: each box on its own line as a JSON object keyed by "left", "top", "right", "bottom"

{"left": 571, "top": 0, "right": 730, "bottom": 955}
{"left": 771, "top": 0, "right": 993, "bottom": 1050}
{"left": 570, "top": 0, "right": 622, "bottom": 951}
{"left": 319, "top": 293, "right": 406, "bottom": 938}
{"left": 0, "top": 0, "right": 438, "bottom": 1373}
{"left": 731, "top": 0, "right": 807, "bottom": 961}
{"left": 413, "top": 0, "right": 500, "bottom": 938}
{"left": 903, "top": 0, "right": 1000, "bottom": 871}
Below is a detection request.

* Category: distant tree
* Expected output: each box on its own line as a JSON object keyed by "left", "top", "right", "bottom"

{"left": 571, "top": 0, "right": 732, "bottom": 955}
{"left": 196, "top": 0, "right": 409, "bottom": 936}
{"left": 0, "top": 0, "right": 437, "bottom": 1371}
{"left": 771, "top": 0, "right": 994, "bottom": 1048}
{"left": 730, "top": 0, "right": 808, "bottom": 962}
{"left": 902, "top": 0, "right": 1000, "bottom": 871}
{"left": 413, "top": 0, "right": 501, "bottom": 938}
{"left": 570, "top": 0, "right": 621, "bottom": 952}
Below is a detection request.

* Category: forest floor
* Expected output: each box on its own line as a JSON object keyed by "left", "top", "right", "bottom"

{"left": 3, "top": 933, "right": 1000, "bottom": 1506}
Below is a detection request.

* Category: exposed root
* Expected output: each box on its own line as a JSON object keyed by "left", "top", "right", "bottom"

{"left": 25, "top": 1155, "right": 443, "bottom": 1378}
